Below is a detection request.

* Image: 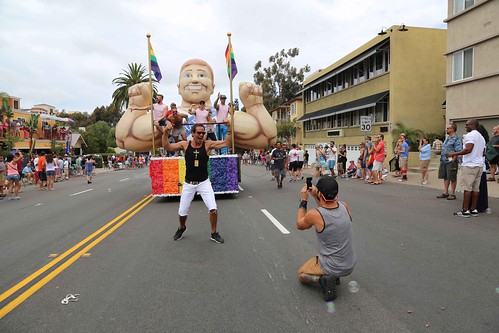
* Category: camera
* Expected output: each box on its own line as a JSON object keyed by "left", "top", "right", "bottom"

{"left": 306, "top": 177, "right": 313, "bottom": 189}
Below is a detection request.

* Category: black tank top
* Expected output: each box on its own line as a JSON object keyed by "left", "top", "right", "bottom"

{"left": 185, "top": 141, "right": 209, "bottom": 182}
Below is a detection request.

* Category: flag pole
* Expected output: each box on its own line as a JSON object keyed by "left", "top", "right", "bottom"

{"left": 146, "top": 33, "right": 156, "bottom": 156}
{"left": 227, "top": 32, "right": 235, "bottom": 154}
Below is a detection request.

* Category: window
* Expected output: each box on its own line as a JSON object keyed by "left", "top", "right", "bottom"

{"left": 452, "top": 48, "right": 473, "bottom": 81}
{"left": 453, "top": 0, "right": 474, "bottom": 14}
{"left": 291, "top": 103, "right": 296, "bottom": 116}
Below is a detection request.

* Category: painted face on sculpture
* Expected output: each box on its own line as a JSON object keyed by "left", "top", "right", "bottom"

{"left": 178, "top": 64, "right": 214, "bottom": 103}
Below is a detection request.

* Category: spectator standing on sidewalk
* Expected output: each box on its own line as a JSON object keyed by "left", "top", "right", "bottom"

{"left": 418, "top": 138, "right": 431, "bottom": 186}
{"left": 0, "top": 155, "right": 6, "bottom": 199}
{"left": 437, "top": 123, "right": 462, "bottom": 200}
{"left": 5, "top": 153, "right": 22, "bottom": 200}
{"left": 446, "top": 119, "right": 486, "bottom": 217}
{"left": 326, "top": 142, "right": 337, "bottom": 177}
{"left": 398, "top": 135, "right": 410, "bottom": 182}
{"left": 487, "top": 125, "right": 499, "bottom": 182}
{"left": 431, "top": 136, "right": 443, "bottom": 155}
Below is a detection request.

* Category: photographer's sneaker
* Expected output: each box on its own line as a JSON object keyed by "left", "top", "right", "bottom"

{"left": 455, "top": 210, "right": 471, "bottom": 218}
{"left": 173, "top": 227, "right": 186, "bottom": 241}
{"left": 319, "top": 275, "right": 337, "bottom": 302}
{"left": 471, "top": 209, "right": 479, "bottom": 217}
{"left": 211, "top": 232, "right": 224, "bottom": 244}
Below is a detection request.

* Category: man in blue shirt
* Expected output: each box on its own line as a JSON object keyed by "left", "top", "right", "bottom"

{"left": 437, "top": 123, "right": 462, "bottom": 200}
{"left": 398, "top": 135, "right": 410, "bottom": 182}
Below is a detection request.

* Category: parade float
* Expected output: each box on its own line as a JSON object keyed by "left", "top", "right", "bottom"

{"left": 114, "top": 35, "right": 277, "bottom": 196}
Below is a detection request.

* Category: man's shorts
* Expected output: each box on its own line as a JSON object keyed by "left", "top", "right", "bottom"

{"left": 438, "top": 161, "right": 458, "bottom": 181}
{"left": 172, "top": 126, "right": 186, "bottom": 138}
{"left": 372, "top": 160, "right": 383, "bottom": 172}
{"left": 298, "top": 256, "right": 326, "bottom": 277}
{"left": 297, "top": 161, "right": 304, "bottom": 169}
{"left": 274, "top": 167, "right": 286, "bottom": 177}
{"left": 158, "top": 118, "right": 167, "bottom": 126}
{"left": 459, "top": 166, "right": 482, "bottom": 192}
{"left": 399, "top": 156, "right": 408, "bottom": 168}
{"left": 289, "top": 161, "right": 298, "bottom": 171}
{"left": 39, "top": 171, "right": 47, "bottom": 181}
{"left": 420, "top": 160, "right": 430, "bottom": 172}
{"left": 327, "top": 160, "right": 336, "bottom": 170}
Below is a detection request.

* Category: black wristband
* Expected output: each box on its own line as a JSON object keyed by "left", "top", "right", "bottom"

{"left": 299, "top": 200, "right": 308, "bottom": 209}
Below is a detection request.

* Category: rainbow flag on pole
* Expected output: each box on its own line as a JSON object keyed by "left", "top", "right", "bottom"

{"left": 149, "top": 42, "right": 162, "bottom": 82}
{"left": 225, "top": 43, "right": 238, "bottom": 79}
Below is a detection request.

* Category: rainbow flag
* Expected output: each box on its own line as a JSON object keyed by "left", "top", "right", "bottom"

{"left": 225, "top": 43, "right": 238, "bottom": 79}
{"left": 149, "top": 42, "right": 162, "bottom": 82}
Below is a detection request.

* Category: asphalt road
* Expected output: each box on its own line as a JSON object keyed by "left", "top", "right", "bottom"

{"left": 0, "top": 165, "right": 498, "bottom": 332}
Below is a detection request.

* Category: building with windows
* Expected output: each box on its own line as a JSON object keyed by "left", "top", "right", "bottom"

{"left": 444, "top": 0, "right": 499, "bottom": 130}
{"left": 297, "top": 26, "right": 447, "bottom": 164}
{"left": 270, "top": 96, "right": 303, "bottom": 145}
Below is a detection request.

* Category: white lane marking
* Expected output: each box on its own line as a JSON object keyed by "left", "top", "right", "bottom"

{"left": 35, "top": 203, "right": 43, "bottom": 206}
{"left": 119, "top": 178, "right": 129, "bottom": 182}
{"left": 70, "top": 189, "right": 93, "bottom": 196}
{"left": 261, "top": 209, "right": 290, "bottom": 234}
{"left": 238, "top": 185, "right": 244, "bottom": 191}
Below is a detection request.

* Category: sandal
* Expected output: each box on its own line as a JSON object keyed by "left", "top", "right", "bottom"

{"left": 487, "top": 177, "right": 495, "bottom": 181}
{"left": 447, "top": 194, "right": 456, "bottom": 200}
{"left": 436, "top": 193, "right": 449, "bottom": 198}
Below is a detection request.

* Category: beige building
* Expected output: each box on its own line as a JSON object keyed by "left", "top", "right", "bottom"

{"left": 297, "top": 26, "right": 447, "bottom": 165}
{"left": 270, "top": 96, "right": 303, "bottom": 145}
{"left": 444, "top": 0, "right": 499, "bottom": 131}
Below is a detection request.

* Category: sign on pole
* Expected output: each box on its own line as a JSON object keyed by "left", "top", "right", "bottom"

{"left": 360, "top": 116, "right": 372, "bottom": 132}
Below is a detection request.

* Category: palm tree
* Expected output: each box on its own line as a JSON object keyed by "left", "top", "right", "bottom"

{"left": 391, "top": 122, "right": 424, "bottom": 151}
{"left": 27, "top": 113, "right": 40, "bottom": 152}
{"left": 0, "top": 92, "right": 14, "bottom": 137}
{"left": 111, "top": 63, "right": 157, "bottom": 111}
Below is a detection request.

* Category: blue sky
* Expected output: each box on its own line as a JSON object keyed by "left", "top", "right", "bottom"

{"left": 0, "top": 0, "right": 447, "bottom": 113}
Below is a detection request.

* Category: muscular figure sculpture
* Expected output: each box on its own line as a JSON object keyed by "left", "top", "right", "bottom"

{"left": 115, "top": 59, "right": 277, "bottom": 151}
{"left": 115, "top": 83, "right": 163, "bottom": 152}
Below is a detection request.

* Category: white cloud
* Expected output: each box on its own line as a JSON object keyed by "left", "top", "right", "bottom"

{"left": 0, "top": 0, "right": 447, "bottom": 112}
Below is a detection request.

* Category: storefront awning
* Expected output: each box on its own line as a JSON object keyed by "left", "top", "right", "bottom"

{"left": 296, "top": 91, "right": 389, "bottom": 122}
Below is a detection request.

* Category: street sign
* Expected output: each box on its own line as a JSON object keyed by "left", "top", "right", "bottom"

{"left": 360, "top": 116, "right": 371, "bottom": 132}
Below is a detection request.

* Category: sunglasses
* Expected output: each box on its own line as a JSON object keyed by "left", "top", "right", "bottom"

{"left": 196, "top": 131, "right": 206, "bottom": 135}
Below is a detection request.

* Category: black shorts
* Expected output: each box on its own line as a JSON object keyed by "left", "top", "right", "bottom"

{"left": 297, "top": 161, "right": 304, "bottom": 169}
{"left": 39, "top": 171, "right": 47, "bottom": 181}
{"left": 289, "top": 161, "right": 298, "bottom": 171}
{"left": 206, "top": 132, "right": 217, "bottom": 141}
{"left": 158, "top": 119, "right": 167, "bottom": 126}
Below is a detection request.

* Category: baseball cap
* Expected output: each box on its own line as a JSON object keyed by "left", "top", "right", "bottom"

{"left": 316, "top": 176, "right": 339, "bottom": 201}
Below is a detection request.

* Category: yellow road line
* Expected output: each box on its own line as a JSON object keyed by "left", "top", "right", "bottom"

{"left": 0, "top": 195, "right": 154, "bottom": 318}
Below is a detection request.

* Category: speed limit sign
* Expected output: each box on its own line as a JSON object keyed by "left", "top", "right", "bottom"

{"left": 360, "top": 116, "right": 371, "bottom": 132}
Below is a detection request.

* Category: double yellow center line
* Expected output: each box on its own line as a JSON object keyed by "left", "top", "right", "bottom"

{"left": 0, "top": 195, "right": 154, "bottom": 319}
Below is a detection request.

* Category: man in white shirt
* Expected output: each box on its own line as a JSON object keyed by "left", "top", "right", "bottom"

{"left": 326, "top": 142, "right": 337, "bottom": 177}
{"left": 446, "top": 119, "right": 486, "bottom": 218}
{"left": 297, "top": 145, "right": 305, "bottom": 180}
{"left": 288, "top": 144, "right": 299, "bottom": 182}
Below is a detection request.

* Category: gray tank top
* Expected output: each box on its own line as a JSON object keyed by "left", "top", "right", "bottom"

{"left": 316, "top": 202, "right": 356, "bottom": 276}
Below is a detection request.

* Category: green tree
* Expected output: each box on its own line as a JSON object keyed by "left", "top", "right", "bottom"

{"left": 81, "top": 121, "right": 112, "bottom": 153}
{"left": 253, "top": 48, "right": 310, "bottom": 111}
{"left": 93, "top": 104, "right": 123, "bottom": 127}
{"left": 277, "top": 120, "right": 296, "bottom": 144}
{"left": 27, "top": 113, "right": 40, "bottom": 152}
{"left": 392, "top": 122, "right": 424, "bottom": 151}
{"left": 0, "top": 92, "right": 14, "bottom": 135}
{"left": 111, "top": 63, "right": 157, "bottom": 111}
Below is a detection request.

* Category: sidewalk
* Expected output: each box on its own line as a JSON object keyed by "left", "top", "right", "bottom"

{"left": 383, "top": 168, "right": 499, "bottom": 199}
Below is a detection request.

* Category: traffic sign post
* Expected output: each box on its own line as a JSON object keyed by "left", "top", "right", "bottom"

{"left": 360, "top": 116, "right": 372, "bottom": 132}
